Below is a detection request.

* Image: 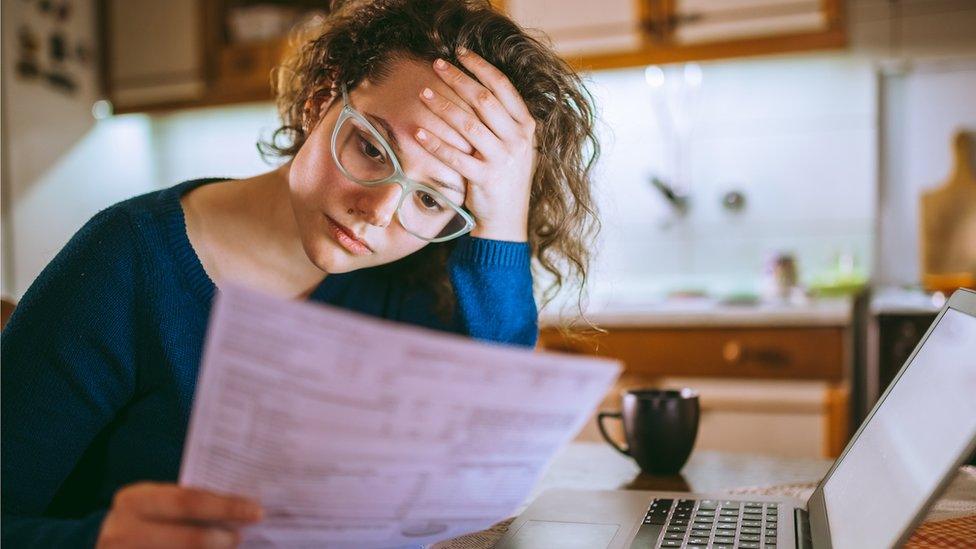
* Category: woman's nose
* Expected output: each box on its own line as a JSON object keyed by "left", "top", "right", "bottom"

{"left": 353, "top": 183, "right": 401, "bottom": 228}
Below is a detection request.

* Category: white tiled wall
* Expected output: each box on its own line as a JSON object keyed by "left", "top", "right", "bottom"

{"left": 150, "top": 103, "right": 284, "bottom": 185}
{"left": 877, "top": 60, "right": 976, "bottom": 286}
{"left": 579, "top": 54, "right": 877, "bottom": 301}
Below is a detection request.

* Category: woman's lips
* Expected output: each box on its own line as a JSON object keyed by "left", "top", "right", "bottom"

{"left": 324, "top": 215, "right": 373, "bottom": 256}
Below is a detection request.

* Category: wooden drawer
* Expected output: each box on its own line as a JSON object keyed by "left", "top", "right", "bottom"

{"left": 540, "top": 326, "right": 845, "bottom": 380}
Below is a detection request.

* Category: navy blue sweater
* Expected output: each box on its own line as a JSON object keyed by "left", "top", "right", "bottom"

{"left": 1, "top": 178, "right": 538, "bottom": 547}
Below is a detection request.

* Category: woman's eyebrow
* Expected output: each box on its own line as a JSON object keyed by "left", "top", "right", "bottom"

{"left": 429, "top": 176, "right": 465, "bottom": 197}
{"left": 364, "top": 112, "right": 403, "bottom": 152}
{"left": 364, "top": 111, "right": 465, "bottom": 196}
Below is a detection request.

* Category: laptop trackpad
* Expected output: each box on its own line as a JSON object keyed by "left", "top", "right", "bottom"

{"left": 509, "top": 520, "right": 619, "bottom": 549}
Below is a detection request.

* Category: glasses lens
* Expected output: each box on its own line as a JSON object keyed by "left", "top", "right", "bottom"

{"left": 397, "top": 187, "right": 470, "bottom": 240}
{"left": 334, "top": 111, "right": 471, "bottom": 241}
{"left": 335, "top": 115, "right": 396, "bottom": 183}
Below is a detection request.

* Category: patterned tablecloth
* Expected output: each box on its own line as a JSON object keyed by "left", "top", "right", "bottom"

{"left": 433, "top": 466, "right": 976, "bottom": 548}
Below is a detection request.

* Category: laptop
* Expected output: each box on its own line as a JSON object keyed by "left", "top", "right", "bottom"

{"left": 496, "top": 288, "right": 976, "bottom": 549}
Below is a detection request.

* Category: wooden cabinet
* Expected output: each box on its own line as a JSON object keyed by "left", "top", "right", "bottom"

{"left": 100, "top": 0, "right": 207, "bottom": 111}
{"left": 504, "top": 0, "right": 647, "bottom": 58}
{"left": 208, "top": 39, "right": 286, "bottom": 104}
{"left": 100, "top": 0, "right": 846, "bottom": 112}
{"left": 499, "top": 0, "right": 846, "bottom": 71}
{"left": 542, "top": 326, "right": 845, "bottom": 380}
{"left": 542, "top": 324, "right": 852, "bottom": 458}
{"left": 100, "top": 0, "right": 321, "bottom": 113}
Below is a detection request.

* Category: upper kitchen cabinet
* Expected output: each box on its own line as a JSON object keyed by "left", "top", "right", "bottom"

{"left": 100, "top": 0, "right": 327, "bottom": 113}
{"left": 502, "top": 0, "right": 647, "bottom": 60}
{"left": 500, "top": 0, "right": 846, "bottom": 71}
{"left": 203, "top": 0, "right": 327, "bottom": 106}
{"left": 100, "top": 0, "right": 846, "bottom": 112}
{"left": 100, "top": 0, "right": 208, "bottom": 111}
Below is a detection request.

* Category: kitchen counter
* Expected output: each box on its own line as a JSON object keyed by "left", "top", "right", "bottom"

{"left": 870, "top": 286, "right": 945, "bottom": 315}
{"left": 539, "top": 295, "right": 853, "bottom": 328}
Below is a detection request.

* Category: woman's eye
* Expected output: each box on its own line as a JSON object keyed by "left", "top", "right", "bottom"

{"left": 417, "top": 191, "right": 444, "bottom": 211}
{"left": 357, "top": 135, "right": 386, "bottom": 163}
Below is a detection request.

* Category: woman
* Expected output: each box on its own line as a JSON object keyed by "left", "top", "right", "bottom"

{"left": 0, "top": 0, "right": 599, "bottom": 546}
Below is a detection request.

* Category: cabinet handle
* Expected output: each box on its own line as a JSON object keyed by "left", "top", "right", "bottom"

{"left": 723, "top": 341, "right": 790, "bottom": 368}
{"left": 754, "top": 347, "right": 789, "bottom": 368}
{"left": 722, "top": 340, "right": 743, "bottom": 364}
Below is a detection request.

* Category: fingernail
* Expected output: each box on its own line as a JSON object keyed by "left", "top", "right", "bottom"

{"left": 457, "top": 46, "right": 468, "bottom": 56}
{"left": 421, "top": 87, "right": 434, "bottom": 100}
{"left": 434, "top": 58, "right": 448, "bottom": 70}
{"left": 415, "top": 129, "right": 428, "bottom": 141}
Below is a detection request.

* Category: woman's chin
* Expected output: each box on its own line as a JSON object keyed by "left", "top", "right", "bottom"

{"left": 305, "top": 236, "right": 371, "bottom": 274}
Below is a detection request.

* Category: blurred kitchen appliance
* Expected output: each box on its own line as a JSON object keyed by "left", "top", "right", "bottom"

{"left": 865, "top": 287, "right": 976, "bottom": 466}
{"left": 919, "top": 131, "right": 976, "bottom": 293}
{"left": 863, "top": 289, "right": 937, "bottom": 419}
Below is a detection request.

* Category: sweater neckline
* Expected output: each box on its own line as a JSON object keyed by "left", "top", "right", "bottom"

{"left": 160, "top": 178, "right": 223, "bottom": 305}
{"left": 160, "top": 178, "right": 338, "bottom": 306}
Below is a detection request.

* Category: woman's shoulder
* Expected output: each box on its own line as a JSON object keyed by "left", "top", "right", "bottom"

{"left": 3, "top": 179, "right": 234, "bottom": 345}
{"left": 78, "top": 178, "right": 228, "bottom": 256}
{"left": 44, "top": 179, "right": 224, "bottom": 284}
{"left": 9, "top": 200, "right": 150, "bottom": 335}
{"left": 110, "top": 178, "right": 228, "bottom": 225}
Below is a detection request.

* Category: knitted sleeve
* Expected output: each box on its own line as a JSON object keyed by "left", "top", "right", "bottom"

{"left": 393, "top": 235, "right": 538, "bottom": 348}
{"left": 1, "top": 206, "right": 142, "bottom": 547}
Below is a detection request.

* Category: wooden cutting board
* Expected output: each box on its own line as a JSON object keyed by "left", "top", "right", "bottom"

{"left": 919, "top": 131, "right": 976, "bottom": 292}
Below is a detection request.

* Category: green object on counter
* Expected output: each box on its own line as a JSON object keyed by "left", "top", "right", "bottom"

{"left": 720, "top": 292, "right": 760, "bottom": 306}
{"left": 808, "top": 250, "right": 868, "bottom": 297}
{"left": 808, "top": 275, "right": 867, "bottom": 297}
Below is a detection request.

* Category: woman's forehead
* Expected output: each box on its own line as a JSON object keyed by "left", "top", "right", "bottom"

{"left": 349, "top": 58, "right": 470, "bottom": 194}
{"left": 356, "top": 57, "right": 471, "bottom": 123}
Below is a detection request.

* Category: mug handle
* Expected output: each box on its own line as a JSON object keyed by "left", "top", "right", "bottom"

{"left": 597, "top": 411, "right": 630, "bottom": 456}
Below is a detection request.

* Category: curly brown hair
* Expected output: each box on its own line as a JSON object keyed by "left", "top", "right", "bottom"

{"left": 260, "top": 0, "right": 600, "bottom": 327}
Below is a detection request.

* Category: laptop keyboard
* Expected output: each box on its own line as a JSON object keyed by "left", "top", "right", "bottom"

{"left": 639, "top": 498, "right": 779, "bottom": 549}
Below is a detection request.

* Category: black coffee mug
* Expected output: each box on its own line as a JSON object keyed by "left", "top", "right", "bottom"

{"left": 597, "top": 388, "right": 700, "bottom": 475}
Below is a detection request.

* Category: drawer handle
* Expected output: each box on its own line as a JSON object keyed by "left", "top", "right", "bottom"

{"left": 723, "top": 341, "right": 790, "bottom": 368}
{"left": 723, "top": 341, "right": 743, "bottom": 364}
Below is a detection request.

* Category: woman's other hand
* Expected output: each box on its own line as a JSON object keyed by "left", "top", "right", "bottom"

{"left": 96, "top": 482, "right": 263, "bottom": 548}
{"left": 415, "top": 48, "right": 538, "bottom": 242}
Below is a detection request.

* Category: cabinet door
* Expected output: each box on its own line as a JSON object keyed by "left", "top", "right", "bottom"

{"left": 103, "top": 0, "right": 206, "bottom": 110}
{"left": 671, "top": 0, "right": 834, "bottom": 44}
{"left": 503, "top": 0, "right": 646, "bottom": 57}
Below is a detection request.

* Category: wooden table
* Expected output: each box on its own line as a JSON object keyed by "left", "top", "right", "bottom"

{"left": 520, "top": 442, "right": 831, "bottom": 514}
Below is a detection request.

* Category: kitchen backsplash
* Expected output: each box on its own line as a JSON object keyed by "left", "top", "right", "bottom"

{"left": 580, "top": 53, "right": 876, "bottom": 301}
{"left": 149, "top": 103, "right": 282, "bottom": 185}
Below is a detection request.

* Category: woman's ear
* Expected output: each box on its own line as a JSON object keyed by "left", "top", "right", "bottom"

{"left": 302, "top": 86, "right": 337, "bottom": 132}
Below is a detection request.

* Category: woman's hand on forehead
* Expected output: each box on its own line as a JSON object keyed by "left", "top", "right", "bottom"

{"left": 413, "top": 48, "right": 537, "bottom": 242}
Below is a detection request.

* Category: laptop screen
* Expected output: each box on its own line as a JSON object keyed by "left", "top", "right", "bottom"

{"left": 821, "top": 306, "right": 976, "bottom": 548}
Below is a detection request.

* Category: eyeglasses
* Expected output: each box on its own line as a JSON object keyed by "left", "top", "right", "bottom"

{"left": 330, "top": 84, "right": 476, "bottom": 242}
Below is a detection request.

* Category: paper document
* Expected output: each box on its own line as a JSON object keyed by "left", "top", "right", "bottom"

{"left": 179, "top": 284, "right": 620, "bottom": 548}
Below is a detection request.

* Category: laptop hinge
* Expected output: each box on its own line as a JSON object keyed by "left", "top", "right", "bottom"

{"left": 795, "top": 508, "right": 814, "bottom": 549}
